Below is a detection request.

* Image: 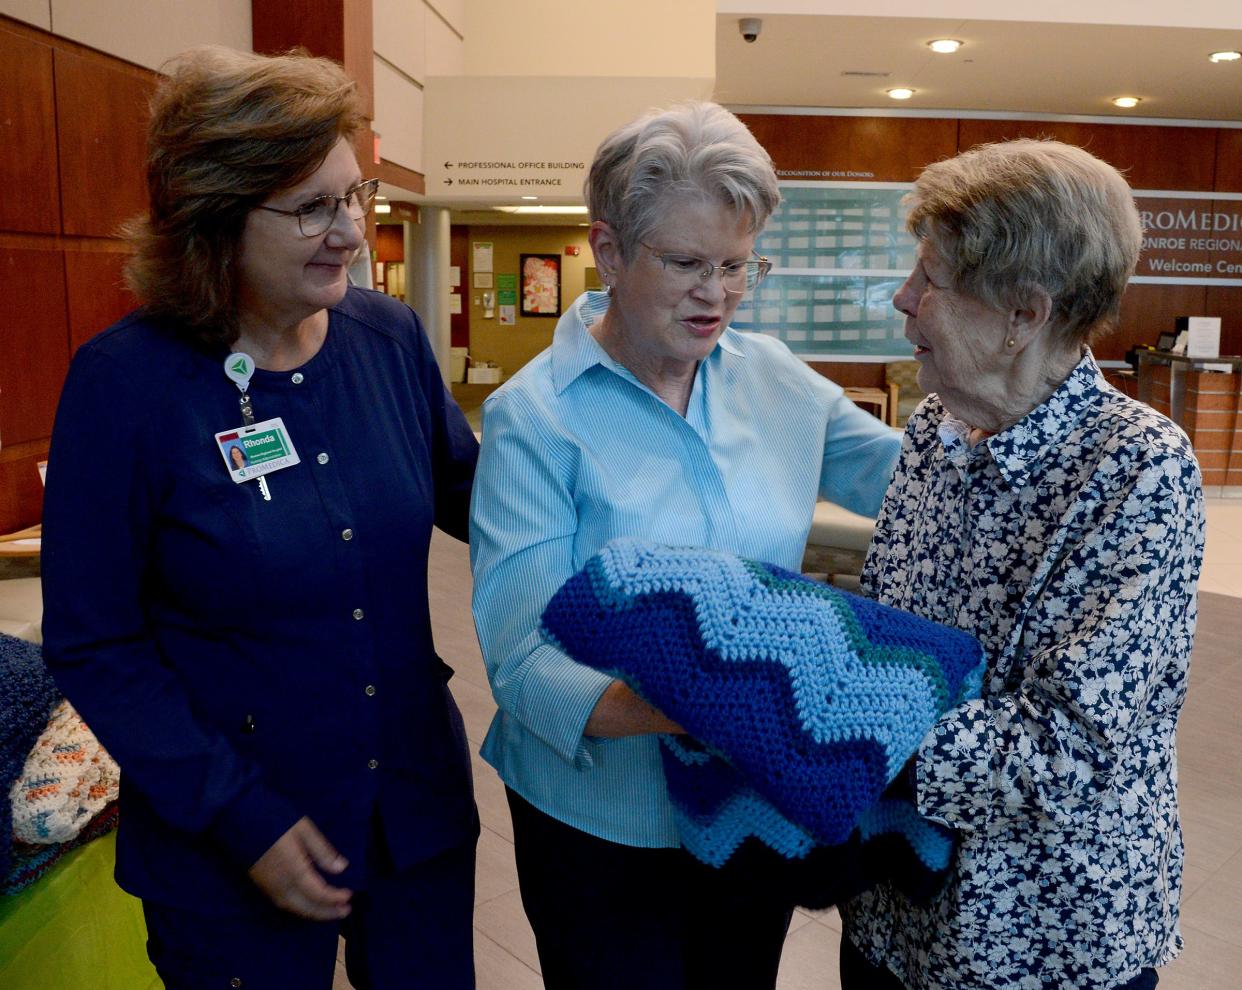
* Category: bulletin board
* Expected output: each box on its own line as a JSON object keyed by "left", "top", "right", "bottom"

{"left": 730, "top": 182, "right": 916, "bottom": 359}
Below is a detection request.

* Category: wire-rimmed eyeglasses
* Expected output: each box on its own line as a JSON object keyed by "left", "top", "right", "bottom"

{"left": 640, "top": 243, "right": 772, "bottom": 294}
{"left": 254, "top": 178, "right": 381, "bottom": 237}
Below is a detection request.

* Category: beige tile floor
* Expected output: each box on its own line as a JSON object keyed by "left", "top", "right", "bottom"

{"left": 335, "top": 497, "right": 1242, "bottom": 989}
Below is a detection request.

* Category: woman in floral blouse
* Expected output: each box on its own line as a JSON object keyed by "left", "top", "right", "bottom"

{"left": 839, "top": 139, "right": 1205, "bottom": 990}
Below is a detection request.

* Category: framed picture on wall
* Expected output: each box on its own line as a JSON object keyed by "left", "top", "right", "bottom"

{"left": 520, "top": 253, "right": 561, "bottom": 317}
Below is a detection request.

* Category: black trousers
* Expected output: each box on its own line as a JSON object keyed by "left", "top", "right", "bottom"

{"left": 839, "top": 933, "right": 1160, "bottom": 990}
{"left": 506, "top": 788, "right": 794, "bottom": 990}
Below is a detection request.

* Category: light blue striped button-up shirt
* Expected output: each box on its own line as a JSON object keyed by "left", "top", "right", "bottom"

{"left": 469, "top": 291, "right": 902, "bottom": 846}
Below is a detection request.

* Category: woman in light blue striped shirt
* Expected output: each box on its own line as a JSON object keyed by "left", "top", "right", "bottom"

{"left": 470, "top": 102, "right": 901, "bottom": 990}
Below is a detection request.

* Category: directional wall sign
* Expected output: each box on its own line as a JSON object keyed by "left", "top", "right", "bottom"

{"left": 425, "top": 75, "right": 713, "bottom": 206}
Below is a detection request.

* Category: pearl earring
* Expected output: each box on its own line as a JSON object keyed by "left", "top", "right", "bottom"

{"left": 1006, "top": 338, "right": 1016, "bottom": 348}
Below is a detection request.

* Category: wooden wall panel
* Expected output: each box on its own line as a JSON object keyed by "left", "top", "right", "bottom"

{"left": 375, "top": 224, "right": 403, "bottom": 263}
{"left": 252, "top": 0, "right": 373, "bottom": 117}
{"left": 1205, "top": 286, "right": 1242, "bottom": 357}
{"left": 740, "top": 114, "right": 959, "bottom": 183}
{"left": 0, "top": 248, "right": 69, "bottom": 446}
{"left": 808, "top": 362, "right": 886, "bottom": 388}
{"left": 0, "top": 26, "right": 60, "bottom": 234}
{"left": 64, "top": 249, "right": 136, "bottom": 353}
{"left": 0, "top": 442, "right": 50, "bottom": 534}
{"left": 957, "top": 119, "right": 1217, "bottom": 191}
{"left": 1216, "top": 131, "right": 1242, "bottom": 194}
{"left": 54, "top": 50, "right": 152, "bottom": 238}
{"left": 1110, "top": 283, "right": 1207, "bottom": 360}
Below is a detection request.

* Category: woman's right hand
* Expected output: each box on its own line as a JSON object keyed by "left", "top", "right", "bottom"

{"left": 247, "top": 816, "right": 353, "bottom": 920}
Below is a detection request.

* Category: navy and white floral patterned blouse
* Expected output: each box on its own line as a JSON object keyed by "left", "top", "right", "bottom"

{"left": 841, "top": 352, "right": 1205, "bottom": 989}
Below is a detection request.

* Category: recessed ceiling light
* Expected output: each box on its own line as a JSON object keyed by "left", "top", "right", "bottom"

{"left": 374, "top": 203, "right": 392, "bottom": 214}
{"left": 927, "top": 39, "right": 962, "bottom": 54}
{"left": 887, "top": 87, "right": 916, "bottom": 100}
{"left": 1209, "top": 50, "right": 1241, "bottom": 62}
{"left": 521, "top": 195, "right": 539, "bottom": 200}
{"left": 1111, "top": 96, "right": 1141, "bottom": 109}
{"left": 493, "top": 205, "right": 590, "bottom": 215}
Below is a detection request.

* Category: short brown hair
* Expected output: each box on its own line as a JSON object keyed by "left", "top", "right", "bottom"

{"left": 124, "top": 46, "right": 366, "bottom": 346}
{"left": 906, "top": 140, "right": 1142, "bottom": 348}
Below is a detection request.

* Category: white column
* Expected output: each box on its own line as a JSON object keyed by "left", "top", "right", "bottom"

{"left": 405, "top": 206, "right": 452, "bottom": 384}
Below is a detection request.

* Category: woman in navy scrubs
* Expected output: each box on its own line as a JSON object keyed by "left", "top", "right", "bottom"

{"left": 41, "top": 46, "right": 479, "bottom": 989}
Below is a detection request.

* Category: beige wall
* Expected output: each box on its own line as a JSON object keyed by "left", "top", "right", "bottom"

{"left": 465, "top": 224, "right": 592, "bottom": 376}
{"left": 0, "top": 0, "right": 252, "bottom": 68}
{"left": 714, "top": 0, "right": 1242, "bottom": 28}
{"left": 464, "top": 0, "right": 715, "bottom": 77}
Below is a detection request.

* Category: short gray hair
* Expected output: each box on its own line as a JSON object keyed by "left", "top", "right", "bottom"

{"left": 906, "top": 139, "right": 1142, "bottom": 346}
{"left": 584, "top": 101, "right": 781, "bottom": 262}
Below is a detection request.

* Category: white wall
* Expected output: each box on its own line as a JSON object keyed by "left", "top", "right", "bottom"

{"left": 372, "top": 0, "right": 465, "bottom": 178}
{"left": 0, "top": 0, "right": 253, "bottom": 68}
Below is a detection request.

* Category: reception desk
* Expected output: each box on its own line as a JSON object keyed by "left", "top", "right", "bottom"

{"left": 1136, "top": 351, "right": 1242, "bottom": 495}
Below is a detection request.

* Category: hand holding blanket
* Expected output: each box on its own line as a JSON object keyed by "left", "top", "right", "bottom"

{"left": 540, "top": 539, "right": 985, "bottom": 905}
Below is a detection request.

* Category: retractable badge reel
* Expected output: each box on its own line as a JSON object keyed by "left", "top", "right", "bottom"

{"left": 213, "top": 353, "right": 301, "bottom": 500}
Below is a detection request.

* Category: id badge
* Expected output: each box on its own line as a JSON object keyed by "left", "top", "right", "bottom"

{"left": 215, "top": 417, "right": 301, "bottom": 483}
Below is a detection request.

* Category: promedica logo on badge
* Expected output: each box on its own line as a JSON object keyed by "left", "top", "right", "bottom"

{"left": 241, "top": 429, "right": 289, "bottom": 464}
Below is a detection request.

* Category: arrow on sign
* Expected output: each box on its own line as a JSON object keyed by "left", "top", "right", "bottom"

{"left": 444, "top": 161, "right": 453, "bottom": 169}
{"left": 445, "top": 178, "right": 453, "bottom": 186}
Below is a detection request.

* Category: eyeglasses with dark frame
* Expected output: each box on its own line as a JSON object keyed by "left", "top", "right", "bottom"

{"left": 254, "top": 178, "right": 381, "bottom": 237}
{"left": 640, "top": 242, "right": 772, "bottom": 294}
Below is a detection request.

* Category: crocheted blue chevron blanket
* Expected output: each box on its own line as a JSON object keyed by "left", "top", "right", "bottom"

{"left": 541, "top": 539, "right": 986, "bottom": 905}
{"left": 0, "top": 633, "right": 60, "bottom": 880}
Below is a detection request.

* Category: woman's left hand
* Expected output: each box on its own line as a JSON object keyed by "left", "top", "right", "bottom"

{"left": 584, "top": 680, "right": 685, "bottom": 737}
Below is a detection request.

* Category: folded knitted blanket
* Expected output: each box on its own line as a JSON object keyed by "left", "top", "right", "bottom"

{"left": 2, "top": 801, "right": 119, "bottom": 896}
{"left": 541, "top": 539, "right": 985, "bottom": 905}
{"left": 10, "top": 699, "right": 120, "bottom": 845}
{"left": 0, "top": 633, "right": 60, "bottom": 879}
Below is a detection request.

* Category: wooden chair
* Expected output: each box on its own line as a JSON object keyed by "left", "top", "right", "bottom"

{"left": 843, "top": 386, "right": 898, "bottom": 428}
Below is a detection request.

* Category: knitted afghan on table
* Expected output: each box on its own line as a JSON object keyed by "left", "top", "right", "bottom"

{"left": 541, "top": 539, "right": 986, "bottom": 906}
{"left": 11, "top": 698, "right": 120, "bottom": 845}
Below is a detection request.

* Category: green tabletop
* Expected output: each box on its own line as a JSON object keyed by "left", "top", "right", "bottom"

{"left": 0, "top": 831, "right": 160, "bottom": 989}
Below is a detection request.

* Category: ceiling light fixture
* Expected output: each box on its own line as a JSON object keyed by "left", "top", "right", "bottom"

{"left": 1111, "top": 96, "right": 1141, "bottom": 108}
{"left": 374, "top": 203, "right": 392, "bottom": 214}
{"left": 927, "top": 39, "right": 962, "bottom": 54}
{"left": 521, "top": 195, "right": 539, "bottom": 200}
{"left": 1209, "top": 50, "right": 1241, "bottom": 62}
{"left": 886, "top": 87, "right": 916, "bottom": 100}
{"left": 493, "top": 205, "right": 590, "bottom": 215}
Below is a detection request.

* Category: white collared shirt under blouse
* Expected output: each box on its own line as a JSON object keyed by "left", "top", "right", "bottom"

{"left": 469, "top": 291, "right": 902, "bottom": 846}
{"left": 842, "top": 352, "right": 1205, "bottom": 989}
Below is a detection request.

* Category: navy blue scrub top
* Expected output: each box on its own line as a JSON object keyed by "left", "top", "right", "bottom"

{"left": 41, "top": 287, "right": 479, "bottom": 909}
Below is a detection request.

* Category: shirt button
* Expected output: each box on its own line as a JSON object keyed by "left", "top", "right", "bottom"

{"left": 367, "top": 758, "right": 379, "bottom": 770}
{"left": 364, "top": 684, "right": 376, "bottom": 697}
{"left": 352, "top": 608, "right": 365, "bottom": 620}
{"left": 341, "top": 528, "right": 354, "bottom": 541}
{"left": 230, "top": 980, "right": 243, "bottom": 989}
{"left": 317, "top": 452, "right": 329, "bottom": 465}
{"left": 291, "top": 372, "right": 304, "bottom": 384}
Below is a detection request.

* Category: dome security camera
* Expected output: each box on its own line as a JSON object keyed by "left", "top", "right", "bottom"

{"left": 739, "top": 18, "right": 762, "bottom": 43}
